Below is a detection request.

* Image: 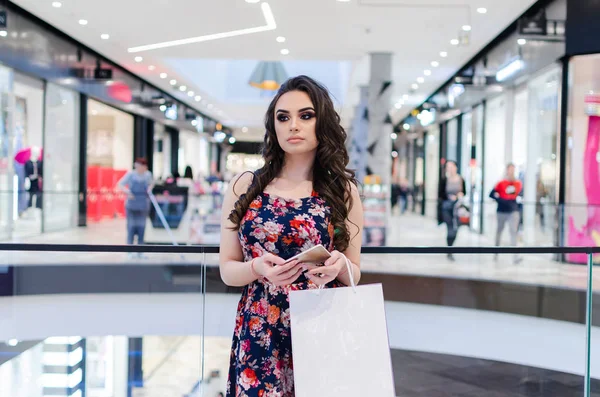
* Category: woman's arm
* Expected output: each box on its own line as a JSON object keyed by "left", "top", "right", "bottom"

{"left": 219, "top": 173, "right": 259, "bottom": 287}
{"left": 117, "top": 172, "right": 133, "bottom": 198}
{"left": 337, "top": 183, "right": 363, "bottom": 285}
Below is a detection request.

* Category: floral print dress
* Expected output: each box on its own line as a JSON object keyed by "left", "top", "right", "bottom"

{"left": 227, "top": 191, "right": 342, "bottom": 397}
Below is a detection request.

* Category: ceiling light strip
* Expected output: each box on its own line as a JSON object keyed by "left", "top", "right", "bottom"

{"left": 128, "top": 2, "right": 276, "bottom": 53}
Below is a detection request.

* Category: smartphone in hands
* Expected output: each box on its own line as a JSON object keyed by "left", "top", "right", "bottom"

{"left": 284, "top": 244, "right": 331, "bottom": 265}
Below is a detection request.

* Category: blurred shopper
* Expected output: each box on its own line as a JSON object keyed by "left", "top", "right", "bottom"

{"left": 219, "top": 76, "right": 363, "bottom": 396}
{"left": 117, "top": 158, "right": 153, "bottom": 257}
{"left": 184, "top": 165, "right": 194, "bottom": 180}
{"left": 490, "top": 163, "right": 523, "bottom": 263}
{"left": 437, "top": 160, "right": 465, "bottom": 261}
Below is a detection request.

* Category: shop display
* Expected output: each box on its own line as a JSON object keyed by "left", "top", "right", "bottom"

{"left": 567, "top": 93, "right": 600, "bottom": 263}
{"left": 362, "top": 175, "right": 387, "bottom": 246}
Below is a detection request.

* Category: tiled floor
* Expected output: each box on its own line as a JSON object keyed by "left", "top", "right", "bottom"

{"left": 137, "top": 334, "right": 600, "bottom": 397}
{"left": 392, "top": 349, "right": 600, "bottom": 397}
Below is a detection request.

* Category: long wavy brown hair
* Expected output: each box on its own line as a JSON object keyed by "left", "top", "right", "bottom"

{"left": 228, "top": 75, "right": 357, "bottom": 251}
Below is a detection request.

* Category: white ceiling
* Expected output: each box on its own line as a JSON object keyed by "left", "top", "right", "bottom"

{"left": 13, "top": 0, "right": 537, "bottom": 136}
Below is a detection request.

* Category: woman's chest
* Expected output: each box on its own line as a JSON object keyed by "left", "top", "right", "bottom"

{"left": 239, "top": 193, "right": 335, "bottom": 254}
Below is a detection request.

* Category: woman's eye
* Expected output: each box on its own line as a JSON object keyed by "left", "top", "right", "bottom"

{"left": 277, "top": 115, "right": 289, "bottom": 122}
{"left": 301, "top": 113, "right": 315, "bottom": 120}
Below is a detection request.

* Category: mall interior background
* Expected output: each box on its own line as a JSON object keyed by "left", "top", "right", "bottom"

{"left": 2, "top": 0, "right": 600, "bottom": 396}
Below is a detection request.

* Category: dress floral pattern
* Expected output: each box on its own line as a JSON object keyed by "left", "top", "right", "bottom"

{"left": 227, "top": 191, "right": 342, "bottom": 397}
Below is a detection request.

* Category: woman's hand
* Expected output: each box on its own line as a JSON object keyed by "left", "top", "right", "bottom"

{"left": 304, "top": 250, "right": 346, "bottom": 286}
{"left": 254, "top": 253, "right": 303, "bottom": 287}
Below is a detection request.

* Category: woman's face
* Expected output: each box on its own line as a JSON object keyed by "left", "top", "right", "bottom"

{"left": 134, "top": 162, "right": 147, "bottom": 173}
{"left": 274, "top": 90, "right": 318, "bottom": 156}
{"left": 446, "top": 161, "right": 457, "bottom": 176}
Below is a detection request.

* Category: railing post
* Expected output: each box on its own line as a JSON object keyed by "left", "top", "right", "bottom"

{"left": 584, "top": 251, "right": 593, "bottom": 397}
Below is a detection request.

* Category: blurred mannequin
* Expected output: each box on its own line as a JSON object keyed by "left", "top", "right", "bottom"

{"left": 24, "top": 146, "right": 43, "bottom": 211}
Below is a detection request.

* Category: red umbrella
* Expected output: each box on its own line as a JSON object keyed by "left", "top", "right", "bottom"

{"left": 14, "top": 148, "right": 31, "bottom": 164}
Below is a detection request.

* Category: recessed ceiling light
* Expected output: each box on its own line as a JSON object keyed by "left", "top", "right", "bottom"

{"left": 159, "top": 105, "right": 167, "bottom": 111}
{"left": 440, "top": 51, "right": 448, "bottom": 57}
{"left": 52, "top": 1, "right": 62, "bottom": 8}
{"left": 276, "top": 36, "right": 286, "bottom": 43}
{"left": 0, "top": 31, "right": 6, "bottom": 37}
{"left": 78, "top": 19, "right": 88, "bottom": 26}
{"left": 148, "top": 65, "right": 155, "bottom": 71}
{"left": 390, "top": 132, "right": 398, "bottom": 140}
{"left": 7, "top": 339, "right": 18, "bottom": 347}
{"left": 518, "top": 38, "right": 527, "bottom": 46}
{"left": 195, "top": 95, "right": 202, "bottom": 101}
{"left": 281, "top": 48, "right": 290, "bottom": 55}
{"left": 431, "top": 61, "right": 439, "bottom": 67}
{"left": 100, "top": 33, "right": 110, "bottom": 40}
{"left": 191, "top": 120, "right": 198, "bottom": 126}
{"left": 134, "top": 56, "right": 143, "bottom": 62}
{"left": 170, "top": 79, "right": 177, "bottom": 85}
{"left": 450, "top": 39, "right": 459, "bottom": 46}
{"left": 412, "top": 83, "right": 419, "bottom": 89}
{"left": 462, "top": 25, "right": 472, "bottom": 31}
{"left": 394, "top": 103, "right": 402, "bottom": 109}
{"left": 188, "top": 91, "right": 194, "bottom": 97}
{"left": 242, "top": 127, "right": 249, "bottom": 133}
{"left": 477, "top": 7, "right": 487, "bottom": 14}
{"left": 179, "top": 85, "right": 187, "bottom": 91}
{"left": 417, "top": 77, "right": 425, "bottom": 83}
{"left": 160, "top": 73, "right": 168, "bottom": 79}
{"left": 229, "top": 137, "right": 236, "bottom": 144}
{"left": 403, "top": 123, "right": 411, "bottom": 130}
{"left": 403, "top": 94, "right": 409, "bottom": 100}
{"left": 424, "top": 69, "right": 431, "bottom": 76}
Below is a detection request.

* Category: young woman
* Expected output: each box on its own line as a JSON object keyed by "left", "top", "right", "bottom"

{"left": 117, "top": 158, "right": 153, "bottom": 254}
{"left": 437, "top": 160, "right": 465, "bottom": 261}
{"left": 219, "top": 75, "right": 363, "bottom": 396}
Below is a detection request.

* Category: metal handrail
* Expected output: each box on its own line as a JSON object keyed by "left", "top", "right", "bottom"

{"left": 0, "top": 243, "right": 598, "bottom": 255}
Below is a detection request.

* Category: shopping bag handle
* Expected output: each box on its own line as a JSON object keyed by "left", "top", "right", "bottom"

{"left": 318, "top": 253, "right": 357, "bottom": 293}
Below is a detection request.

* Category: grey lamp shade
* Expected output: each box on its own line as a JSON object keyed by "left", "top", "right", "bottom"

{"left": 248, "top": 61, "right": 288, "bottom": 90}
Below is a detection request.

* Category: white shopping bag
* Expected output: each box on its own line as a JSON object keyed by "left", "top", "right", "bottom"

{"left": 289, "top": 257, "right": 395, "bottom": 397}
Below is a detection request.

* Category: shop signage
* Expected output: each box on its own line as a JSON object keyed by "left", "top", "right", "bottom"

{"left": 69, "top": 67, "right": 113, "bottom": 80}
{"left": 94, "top": 67, "right": 113, "bottom": 80}
{"left": 519, "top": 10, "right": 547, "bottom": 35}
{"left": 0, "top": 11, "right": 7, "bottom": 28}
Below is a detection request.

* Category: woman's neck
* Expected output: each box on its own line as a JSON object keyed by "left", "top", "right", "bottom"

{"left": 279, "top": 152, "right": 316, "bottom": 182}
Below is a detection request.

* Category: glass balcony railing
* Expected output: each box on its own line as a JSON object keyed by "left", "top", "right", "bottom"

{"left": 0, "top": 244, "right": 598, "bottom": 397}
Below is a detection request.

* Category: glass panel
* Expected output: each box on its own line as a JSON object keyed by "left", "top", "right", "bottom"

{"left": 0, "top": 248, "right": 206, "bottom": 397}
{"left": 43, "top": 83, "right": 80, "bottom": 233}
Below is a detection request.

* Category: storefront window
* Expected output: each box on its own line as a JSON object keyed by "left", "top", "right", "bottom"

{"left": 12, "top": 73, "right": 44, "bottom": 239}
{"left": 471, "top": 104, "right": 484, "bottom": 233}
{"left": 43, "top": 83, "right": 80, "bottom": 232}
{"left": 446, "top": 118, "right": 458, "bottom": 163}
{"left": 566, "top": 54, "right": 600, "bottom": 263}
{"left": 0, "top": 64, "right": 13, "bottom": 241}
{"left": 523, "top": 66, "right": 560, "bottom": 247}
{"left": 483, "top": 94, "right": 508, "bottom": 237}
{"left": 87, "top": 99, "right": 134, "bottom": 223}
{"left": 424, "top": 126, "right": 439, "bottom": 218}
{"left": 153, "top": 123, "right": 171, "bottom": 181}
